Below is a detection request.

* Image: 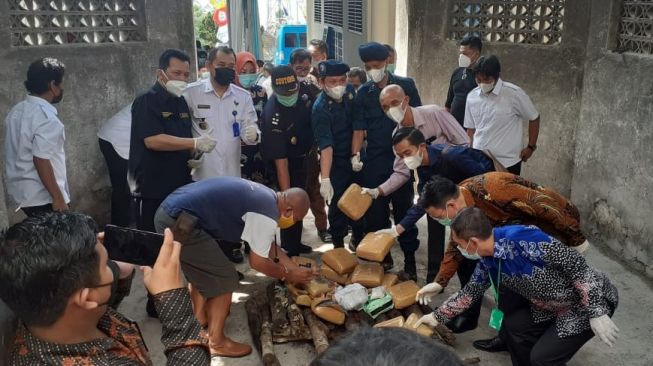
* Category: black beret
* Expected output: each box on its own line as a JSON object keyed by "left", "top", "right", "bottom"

{"left": 318, "top": 60, "right": 350, "bottom": 78}
{"left": 270, "top": 65, "right": 298, "bottom": 94}
{"left": 358, "top": 42, "right": 389, "bottom": 62}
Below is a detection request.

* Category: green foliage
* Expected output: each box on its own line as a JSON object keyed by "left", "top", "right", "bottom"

{"left": 193, "top": 4, "right": 218, "bottom": 47}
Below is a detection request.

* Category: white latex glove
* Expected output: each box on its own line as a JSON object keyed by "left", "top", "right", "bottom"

{"left": 590, "top": 315, "right": 619, "bottom": 347}
{"left": 414, "top": 313, "right": 440, "bottom": 329}
{"left": 574, "top": 240, "right": 590, "bottom": 254}
{"left": 194, "top": 134, "right": 217, "bottom": 153}
{"left": 187, "top": 155, "right": 204, "bottom": 170}
{"left": 375, "top": 226, "right": 399, "bottom": 238}
{"left": 243, "top": 124, "right": 259, "bottom": 143}
{"left": 320, "top": 178, "right": 334, "bottom": 204}
{"left": 416, "top": 282, "right": 444, "bottom": 305}
{"left": 351, "top": 152, "right": 363, "bottom": 172}
{"left": 361, "top": 187, "right": 380, "bottom": 199}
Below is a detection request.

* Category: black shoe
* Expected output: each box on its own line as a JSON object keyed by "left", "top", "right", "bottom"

{"left": 243, "top": 242, "right": 251, "bottom": 254}
{"left": 146, "top": 296, "right": 159, "bottom": 318}
{"left": 382, "top": 254, "right": 394, "bottom": 271}
{"left": 404, "top": 264, "right": 417, "bottom": 282}
{"left": 472, "top": 336, "right": 508, "bottom": 353}
{"left": 348, "top": 235, "right": 363, "bottom": 252}
{"left": 237, "top": 271, "right": 245, "bottom": 281}
{"left": 227, "top": 248, "right": 244, "bottom": 264}
{"left": 318, "top": 229, "right": 333, "bottom": 243}
{"left": 333, "top": 237, "right": 345, "bottom": 249}
{"left": 446, "top": 315, "right": 478, "bottom": 334}
{"left": 297, "top": 243, "right": 313, "bottom": 254}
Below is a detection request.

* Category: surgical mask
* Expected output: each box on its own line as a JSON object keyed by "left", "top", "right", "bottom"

{"left": 52, "top": 87, "right": 64, "bottom": 104}
{"left": 161, "top": 70, "right": 187, "bottom": 98}
{"left": 387, "top": 63, "right": 396, "bottom": 74}
{"left": 214, "top": 67, "right": 236, "bottom": 86}
{"left": 200, "top": 71, "right": 211, "bottom": 80}
{"left": 325, "top": 85, "right": 346, "bottom": 100}
{"left": 277, "top": 92, "right": 299, "bottom": 107}
{"left": 387, "top": 103, "right": 406, "bottom": 123}
{"left": 367, "top": 67, "right": 386, "bottom": 83}
{"left": 458, "top": 240, "right": 481, "bottom": 260}
{"left": 403, "top": 151, "right": 423, "bottom": 170}
{"left": 239, "top": 73, "right": 258, "bottom": 89}
{"left": 458, "top": 54, "right": 472, "bottom": 68}
{"left": 479, "top": 82, "right": 495, "bottom": 94}
{"left": 435, "top": 205, "right": 452, "bottom": 226}
{"left": 297, "top": 76, "right": 307, "bottom": 82}
{"left": 278, "top": 214, "right": 294, "bottom": 229}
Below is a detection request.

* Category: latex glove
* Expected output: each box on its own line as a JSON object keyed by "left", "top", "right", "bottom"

{"left": 574, "top": 240, "right": 590, "bottom": 254}
{"left": 320, "top": 178, "right": 334, "bottom": 204}
{"left": 414, "top": 313, "right": 440, "bottom": 329}
{"left": 351, "top": 152, "right": 363, "bottom": 172}
{"left": 194, "top": 134, "right": 217, "bottom": 153}
{"left": 361, "top": 187, "right": 380, "bottom": 199}
{"left": 243, "top": 124, "right": 259, "bottom": 143}
{"left": 375, "top": 226, "right": 399, "bottom": 238}
{"left": 590, "top": 315, "right": 619, "bottom": 347}
{"left": 187, "top": 155, "right": 204, "bottom": 169}
{"left": 416, "top": 282, "right": 444, "bottom": 305}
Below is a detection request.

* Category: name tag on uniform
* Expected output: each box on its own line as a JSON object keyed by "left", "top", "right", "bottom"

{"left": 197, "top": 104, "right": 211, "bottom": 109}
{"left": 161, "top": 112, "right": 173, "bottom": 118}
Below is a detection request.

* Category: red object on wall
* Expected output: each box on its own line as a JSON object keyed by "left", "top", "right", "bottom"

{"left": 212, "top": 8, "right": 228, "bottom": 27}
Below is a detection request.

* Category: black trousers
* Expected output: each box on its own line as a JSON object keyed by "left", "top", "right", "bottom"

{"left": 272, "top": 156, "right": 308, "bottom": 255}
{"left": 22, "top": 204, "right": 54, "bottom": 217}
{"left": 135, "top": 197, "right": 164, "bottom": 232}
{"left": 503, "top": 307, "right": 594, "bottom": 366}
{"left": 99, "top": 138, "right": 132, "bottom": 227}
{"left": 507, "top": 161, "right": 522, "bottom": 175}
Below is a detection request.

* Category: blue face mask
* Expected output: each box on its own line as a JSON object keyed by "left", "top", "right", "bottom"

{"left": 277, "top": 92, "right": 299, "bottom": 107}
{"left": 435, "top": 205, "right": 452, "bottom": 226}
{"left": 239, "top": 73, "right": 258, "bottom": 89}
{"left": 458, "top": 240, "right": 481, "bottom": 260}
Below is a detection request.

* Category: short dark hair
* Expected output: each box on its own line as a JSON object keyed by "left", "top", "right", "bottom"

{"left": 309, "top": 39, "right": 329, "bottom": 55}
{"left": 159, "top": 48, "right": 191, "bottom": 70}
{"left": 256, "top": 59, "right": 265, "bottom": 68}
{"left": 384, "top": 44, "right": 396, "bottom": 54}
{"left": 347, "top": 67, "right": 367, "bottom": 83}
{"left": 290, "top": 48, "right": 312, "bottom": 65}
{"left": 311, "top": 327, "right": 463, "bottom": 366}
{"left": 418, "top": 175, "right": 460, "bottom": 209}
{"left": 473, "top": 55, "right": 501, "bottom": 79}
{"left": 208, "top": 46, "right": 236, "bottom": 62}
{"left": 24, "top": 58, "right": 65, "bottom": 95}
{"left": 0, "top": 212, "right": 100, "bottom": 327}
{"left": 392, "top": 127, "right": 425, "bottom": 147}
{"left": 451, "top": 207, "right": 493, "bottom": 241}
{"left": 263, "top": 62, "right": 275, "bottom": 73}
{"left": 460, "top": 35, "right": 483, "bottom": 52}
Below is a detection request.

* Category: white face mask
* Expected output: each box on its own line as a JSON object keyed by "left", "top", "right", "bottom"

{"left": 367, "top": 67, "right": 386, "bottom": 83}
{"left": 387, "top": 102, "right": 406, "bottom": 124}
{"left": 200, "top": 71, "right": 211, "bottom": 80}
{"left": 459, "top": 54, "right": 472, "bottom": 68}
{"left": 458, "top": 240, "right": 482, "bottom": 260}
{"left": 479, "top": 82, "right": 495, "bottom": 94}
{"left": 325, "top": 85, "right": 346, "bottom": 100}
{"left": 161, "top": 71, "right": 187, "bottom": 97}
{"left": 403, "top": 151, "right": 423, "bottom": 170}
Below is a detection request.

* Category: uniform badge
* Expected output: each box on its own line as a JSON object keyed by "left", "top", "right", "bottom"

{"left": 161, "top": 112, "right": 173, "bottom": 118}
{"left": 348, "top": 93, "right": 353, "bottom": 100}
{"left": 291, "top": 136, "right": 297, "bottom": 145}
{"left": 179, "top": 113, "right": 190, "bottom": 119}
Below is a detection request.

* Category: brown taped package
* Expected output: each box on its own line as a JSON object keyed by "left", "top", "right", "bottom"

{"left": 404, "top": 313, "right": 434, "bottom": 337}
{"left": 356, "top": 233, "right": 396, "bottom": 262}
{"left": 311, "top": 298, "right": 346, "bottom": 325}
{"left": 321, "top": 264, "right": 350, "bottom": 285}
{"left": 292, "top": 256, "right": 318, "bottom": 270}
{"left": 350, "top": 262, "right": 384, "bottom": 288}
{"left": 381, "top": 273, "right": 399, "bottom": 289}
{"left": 286, "top": 283, "right": 312, "bottom": 307}
{"left": 337, "top": 183, "right": 373, "bottom": 221}
{"left": 374, "top": 316, "right": 405, "bottom": 328}
{"left": 388, "top": 281, "right": 420, "bottom": 309}
{"left": 303, "top": 277, "right": 335, "bottom": 298}
{"left": 321, "top": 248, "right": 358, "bottom": 275}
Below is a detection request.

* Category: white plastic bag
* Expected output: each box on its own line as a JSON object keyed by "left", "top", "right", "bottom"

{"left": 370, "top": 286, "right": 386, "bottom": 300}
{"left": 334, "top": 283, "right": 368, "bottom": 311}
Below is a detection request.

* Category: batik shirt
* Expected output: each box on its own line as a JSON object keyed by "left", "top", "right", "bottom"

{"left": 435, "top": 172, "right": 587, "bottom": 287}
{"left": 9, "top": 288, "right": 210, "bottom": 365}
{"left": 433, "top": 225, "right": 618, "bottom": 338}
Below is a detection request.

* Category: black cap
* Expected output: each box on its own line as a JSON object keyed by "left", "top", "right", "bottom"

{"left": 270, "top": 65, "right": 298, "bottom": 94}
{"left": 359, "top": 42, "right": 389, "bottom": 62}
{"left": 318, "top": 60, "right": 350, "bottom": 78}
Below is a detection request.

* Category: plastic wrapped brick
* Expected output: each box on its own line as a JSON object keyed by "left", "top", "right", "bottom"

{"left": 404, "top": 313, "right": 434, "bottom": 337}
{"left": 311, "top": 298, "right": 346, "bottom": 325}
{"left": 303, "top": 277, "right": 335, "bottom": 298}
{"left": 321, "top": 263, "right": 350, "bottom": 285}
{"left": 292, "top": 256, "right": 318, "bottom": 270}
{"left": 387, "top": 281, "right": 420, "bottom": 309}
{"left": 350, "top": 262, "right": 384, "bottom": 288}
{"left": 337, "top": 183, "right": 372, "bottom": 221}
{"left": 287, "top": 283, "right": 312, "bottom": 306}
{"left": 374, "top": 316, "right": 405, "bottom": 328}
{"left": 381, "top": 273, "right": 399, "bottom": 289}
{"left": 321, "top": 248, "right": 358, "bottom": 275}
{"left": 356, "top": 232, "right": 396, "bottom": 262}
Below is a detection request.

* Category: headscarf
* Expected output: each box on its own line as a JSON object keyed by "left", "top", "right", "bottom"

{"left": 235, "top": 51, "right": 258, "bottom": 87}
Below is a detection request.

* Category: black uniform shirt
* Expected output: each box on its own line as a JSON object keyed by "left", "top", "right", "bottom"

{"left": 445, "top": 67, "right": 478, "bottom": 127}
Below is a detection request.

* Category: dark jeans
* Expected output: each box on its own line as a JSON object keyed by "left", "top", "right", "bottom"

{"left": 99, "top": 138, "right": 132, "bottom": 227}
{"left": 22, "top": 204, "right": 54, "bottom": 217}
{"left": 134, "top": 197, "right": 164, "bottom": 232}
{"left": 507, "top": 161, "right": 522, "bottom": 175}
{"left": 271, "top": 156, "right": 308, "bottom": 255}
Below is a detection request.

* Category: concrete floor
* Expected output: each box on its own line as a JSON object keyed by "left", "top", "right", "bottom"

{"left": 118, "top": 214, "right": 653, "bottom": 366}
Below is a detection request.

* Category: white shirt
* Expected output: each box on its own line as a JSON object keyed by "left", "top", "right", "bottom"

{"left": 464, "top": 78, "right": 539, "bottom": 167}
{"left": 97, "top": 103, "right": 132, "bottom": 160}
{"left": 183, "top": 79, "right": 259, "bottom": 180}
{"left": 240, "top": 212, "right": 278, "bottom": 257}
{"left": 4, "top": 95, "right": 70, "bottom": 209}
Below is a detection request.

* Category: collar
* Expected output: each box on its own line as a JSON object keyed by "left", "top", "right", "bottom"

{"left": 370, "top": 72, "right": 394, "bottom": 91}
{"left": 204, "top": 79, "right": 234, "bottom": 98}
{"left": 491, "top": 78, "right": 504, "bottom": 96}
{"left": 426, "top": 144, "right": 443, "bottom": 167}
{"left": 26, "top": 95, "right": 57, "bottom": 115}
{"left": 152, "top": 82, "right": 174, "bottom": 101}
{"left": 408, "top": 106, "right": 425, "bottom": 129}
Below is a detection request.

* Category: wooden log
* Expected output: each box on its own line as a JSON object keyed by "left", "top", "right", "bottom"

{"left": 273, "top": 302, "right": 312, "bottom": 343}
{"left": 302, "top": 307, "right": 330, "bottom": 354}
{"left": 268, "top": 282, "right": 290, "bottom": 331}
{"left": 259, "top": 296, "right": 282, "bottom": 366}
{"left": 245, "top": 296, "right": 263, "bottom": 355}
{"left": 463, "top": 357, "right": 481, "bottom": 365}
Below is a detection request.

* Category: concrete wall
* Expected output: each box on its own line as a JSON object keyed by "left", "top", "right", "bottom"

{"left": 571, "top": 0, "right": 653, "bottom": 277}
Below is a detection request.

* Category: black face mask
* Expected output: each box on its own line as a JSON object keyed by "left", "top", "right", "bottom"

{"left": 52, "top": 88, "right": 64, "bottom": 104}
{"left": 214, "top": 67, "right": 235, "bottom": 86}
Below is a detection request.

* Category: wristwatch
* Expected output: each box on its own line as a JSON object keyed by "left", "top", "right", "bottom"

{"left": 527, "top": 144, "right": 537, "bottom": 151}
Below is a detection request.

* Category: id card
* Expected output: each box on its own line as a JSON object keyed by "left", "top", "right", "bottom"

{"left": 489, "top": 308, "right": 504, "bottom": 331}
{"left": 232, "top": 121, "right": 240, "bottom": 137}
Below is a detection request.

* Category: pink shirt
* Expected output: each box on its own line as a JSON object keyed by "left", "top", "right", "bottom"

{"left": 378, "top": 105, "right": 470, "bottom": 195}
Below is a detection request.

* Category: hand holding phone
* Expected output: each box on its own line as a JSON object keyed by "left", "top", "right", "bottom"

{"left": 141, "top": 228, "right": 185, "bottom": 295}
{"left": 104, "top": 225, "right": 165, "bottom": 266}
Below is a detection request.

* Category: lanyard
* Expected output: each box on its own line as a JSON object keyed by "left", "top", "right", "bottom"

{"left": 487, "top": 259, "right": 502, "bottom": 305}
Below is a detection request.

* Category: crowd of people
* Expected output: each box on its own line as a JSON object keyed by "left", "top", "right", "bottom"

{"left": 0, "top": 35, "right": 619, "bottom": 365}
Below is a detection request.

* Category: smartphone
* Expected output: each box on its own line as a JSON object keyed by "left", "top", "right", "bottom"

{"left": 104, "top": 225, "right": 164, "bottom": 266}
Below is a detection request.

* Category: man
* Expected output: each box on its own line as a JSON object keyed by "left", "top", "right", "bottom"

{"left": 361, "top": 84, "right": 468, "bottom": 279}
{"left": 384, "top": 44, "right": 397, "bottom": 74}
{"left": 290, "top": 49, "right": 332, "bottom": 243}
{"left": 347, "top": 67, "right": 367, "bottom": 90}
{"left": 0, "top": 212, "right": 210, "bottom": 364}
{"left": 417, "top": 172, "right": 590, "bottom": 352}
{"left": 154, "top": 177, "right": 316, "bottom": 357}
{"left": 184, "top": 46, "right": 260, "bottom": 264}
{"left": 128, "top": 49, "right": 216, "bottom": 232}
{"left": 261, "top": 65, "right": 315, "bottom": 256}
{"left": 313, "top": 60, "right": 366, "bottom": 249}
{"left": 416, "top": 208, "right": 619, "bottom": 366}
{"left": 308, "top": 39, "right": 329, "bottom": 78}
{"left": 445, "top": 35, "right": 482, "bottom": 127}
{"left": 4, "top": 57, "right": 70, "bottom": 217}
{"left": 465, "top": 55, "right": 540, "bottom": 175}
{"left": 352, "top": 43, "right": 422, "bottom": 270}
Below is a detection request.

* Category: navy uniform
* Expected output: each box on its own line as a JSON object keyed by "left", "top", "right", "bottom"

{"left": 353, "top": 42, "right": 422, "bottom": 273}
{"left": 312, "top": 60, "right": 365, "bottom": 248}
{"left": 260, "top": 66, "right": 314, "bottom": 256}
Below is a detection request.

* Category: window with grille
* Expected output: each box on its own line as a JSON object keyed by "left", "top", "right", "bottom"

{"left": 8, "top": 0, "right": 146, "bottom": 47}
{"left": 334, "top": 29, "right": 343, "bottom": 60}
{"left": 348, "top": 0, "right": 363, "bottom": 34}
{"left": 314, "top": 0, "right": 322, "bottom": 23}
{"left": 617, "top": 1, "right": 653, "bottom": 55}
{"left": 448, "top": 0, "right": 565, "bottom": 45}
{"left": 323, "top": 0, "right": 343, "bottom": 28}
